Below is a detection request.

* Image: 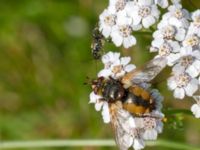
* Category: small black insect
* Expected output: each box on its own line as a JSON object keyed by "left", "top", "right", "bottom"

{"left": 91, "top": 26, "right": 105, "bottom": 60}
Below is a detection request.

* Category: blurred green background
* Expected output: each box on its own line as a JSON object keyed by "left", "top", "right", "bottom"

{"left": 0, "top": 0, "right": 200, "bottom": 150}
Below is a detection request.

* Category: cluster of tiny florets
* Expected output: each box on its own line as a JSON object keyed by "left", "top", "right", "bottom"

{"left": 99, "top": 0, "right": 168, "bottom": 48}
{"left": 150, "top": 0, "right": 200, "bottom": 118}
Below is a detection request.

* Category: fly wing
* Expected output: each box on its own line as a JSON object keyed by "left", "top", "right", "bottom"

{"left": 109, "top": 101, "right": 133, "bottom": 150}
{"left": 122, "top": 57, "right": 167, "bottom": 87}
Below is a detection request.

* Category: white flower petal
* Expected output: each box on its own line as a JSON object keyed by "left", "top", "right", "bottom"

{"left": 102, "top": 51, "right": 120, "bottom": 64}
{"left": 167, "top": 77, "right": 177, "bottom": 90}
{"left": 174, "top": 88, "right": 185, "bottom": 99}
{"left": 121, "top": 57, "right": 131, "bottom": 66}
{"left": 180, "top": 47, "right": 192, "bottom": 55}
{"left": 95, "top": 101, "right": 104, "bottom": 111}
{"left": 175, "top": 28, "right": 185, "bottom": 41}
{"left": 98, "top": 69, "right": 112, "bottom": 78}
{"left": 155, "top": 0, "right": 169, "bottom": 8}
{"left": 152, "top": 38, "right": 164, "bottom": 47}
{"left": 153, "top": 30, "right": 162, "bottom": 39}
{"left": 172, "top": 64, "right": 185, "bottom": 74}
{"left": 139, "top": 0, "right": 152, "bottom": 5}
{"left": 186, "top": 65, "right": 199, "bottom": 78}
{"left": 167, "top": 54, "right": 180, "bottom": 66}
{"left": 184, "top": 79, "right": 198, "bottom": 97}
{"left": 193, "top": 51, "right": 200, "bottom": 59}
{"left": 156, "top": 121, "right": 163, "bottom": 133}
{"left": 193, "top": 60, "right": 200, "bottom": 71}
{"left": 132, "top": 24, "right": 142, "bottom": 31}
{"left": 102, "top": 26, "right": 112, "bottom": 38}
{"left": 142, "top": 16, "right": 156, "bottom": 28}
{"left": 102, "top": 102, "right": 111, "bottom": 123}
{"left": 125, "top": 64, "right": 136, "bottom": 72}
{"left": 89, "top": 92, "right": 99, "bottom": 103}
{"left": 111, "top": 32, "right": 123, "bottom": 47}
{"left": 169, "top": 17, "right": 182, "bottom": 28}
{"left": 151, "top": 5, "right": 160, "bottom": 18}
{"left": 123, "top": 36, "right": 136, "bottom": 48}
{"left": 191, "top": 104, "right": 200, "bottom": 118}
{"left": 133, "top": 139, "right": 145, "bottom": 150}
{"left": 169, "top": 41, "right": 181, "bottom": 52}
{"left": 143, "top": 129, "right": 158, "bottom": 140}
{"left": 132, "top": 14, "right": 142, "bottom": 25}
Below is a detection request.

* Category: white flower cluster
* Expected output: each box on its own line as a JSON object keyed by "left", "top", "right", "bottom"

{"left": 98, "top": 51, "right": 136, "bottom": 79}
{"left": 151, "top": 1, "right": 200, "bottom": 100}
{"left": 99, "top": 0, "right": 168, "bottom": 48}
{"left": 89, "top": 52, "right": 164, "bottom": 150}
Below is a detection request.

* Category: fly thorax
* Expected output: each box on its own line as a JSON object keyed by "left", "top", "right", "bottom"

{"left": 102, "top": 79, "right": 125, "bottom": 102}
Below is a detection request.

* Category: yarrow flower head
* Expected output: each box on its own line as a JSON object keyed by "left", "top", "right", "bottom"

{"left": 151, "top": 1, "right": 200, "bottom": 101}
{"left": 153, "top": 20, "right": 186, "bottom": 41}
{"left": 111, "top": 12, "right": 137, "bottom": 48}
{"left": 126, "top": 0, "right": 160, "bottom": 28}
{"left": 171, "top": 47, "right": 200, "bottom": 78}
{"left": 97, "top": 0, "right": 170, "bottom": 49}
{"left": 99, "top": 9, "right": 116, "bottom": 38}
{"left": 167, "top": 68, "right": 198, "bottom": 99}
{"left": 163, "top": 3, "right": 190, "bottom": 28}
{"left": 98, "top": 51, "right": 136, "bottom": 79}
{"left": 151, "top": 39, "right": 181, "bottom": 65}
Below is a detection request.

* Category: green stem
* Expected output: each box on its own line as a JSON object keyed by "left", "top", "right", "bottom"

{"left": 0, "top": 139, "right": 199, "bottom": 149}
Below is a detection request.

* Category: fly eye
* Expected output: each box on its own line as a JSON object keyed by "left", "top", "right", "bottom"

{"left": 94, "top": 87, "right": 99, "bottom": 94}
